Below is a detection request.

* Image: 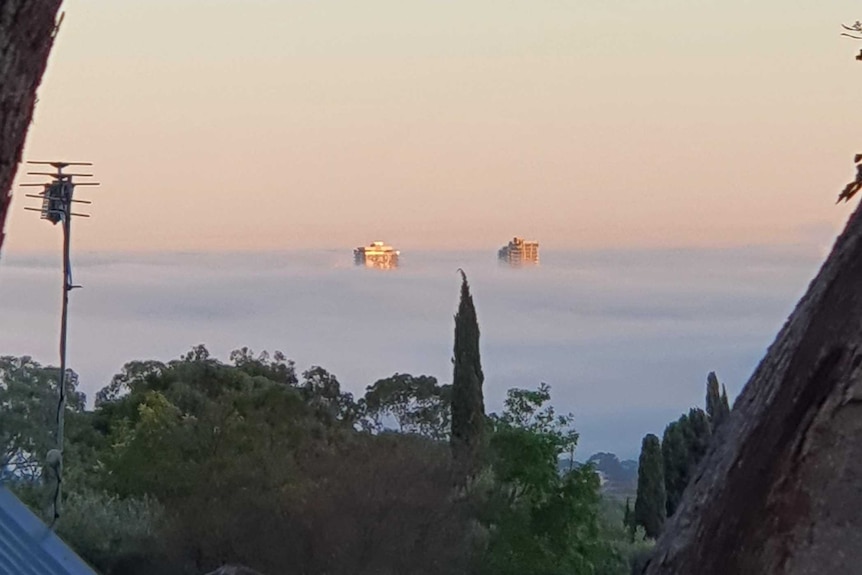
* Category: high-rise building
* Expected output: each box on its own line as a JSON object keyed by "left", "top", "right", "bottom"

{"left": 498, "top": 237, "right": 539, "bottom": 266}
{"left": 354, "top": 241, "right": 400, "bottom": 269}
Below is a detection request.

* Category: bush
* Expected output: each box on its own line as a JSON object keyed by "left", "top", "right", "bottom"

{"left": 55, "top": 489, "right": 167, "bottom": 574}
{"left": 593, "top": 498, "right": 654, "bottom": 575}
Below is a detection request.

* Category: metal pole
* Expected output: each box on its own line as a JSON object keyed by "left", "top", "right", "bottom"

{"left": 52, "top": 175, "right": 72, "bottom": 525}
{"left": 57, "top": 179, "right": 69, "bottom": 451}
{"left": 54, "top": 185, "right": 70, "bottom": 519}
{"left": 21, "top": 161, "right": 96, "bottom": 528}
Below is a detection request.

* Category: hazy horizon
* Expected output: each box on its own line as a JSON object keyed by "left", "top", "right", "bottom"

{"left": 0, "top": 243, "right": 830, "bottom": 459}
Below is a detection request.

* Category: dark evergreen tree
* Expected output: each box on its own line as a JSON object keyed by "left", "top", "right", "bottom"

{"left": 450, "top": 270, "right": 485, "bottom": 476}
{"left": 706, "top": 371, "right": 731, "bottom": 430}
{"left": 661, "top": 419, "right": 688, "bottom": 517}
{"left": 685, "top": 407, "right": 712, "bottom": 463}
{"left": 661, "top": 408, "right": 711, "bottom": 518}
{"left": 634, "top": 434, "right": 666, "bottom": 539}
{"left": 705, "top": 371, "right": 720, "bottom": 420}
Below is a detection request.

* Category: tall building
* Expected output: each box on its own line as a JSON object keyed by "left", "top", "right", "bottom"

{"left": 498, "top": 237, "right": 539, "bottom": 266}
{"left": 354, "top": 241, "right": 400, "bottom": 269}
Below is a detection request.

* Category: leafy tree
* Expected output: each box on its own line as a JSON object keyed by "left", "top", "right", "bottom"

{"left": 450, "top": 270, "right": 485, "bottom": 476}
{"left": 0, "top": 356, "right": 85, "bottom": 482}
{"left": 634, "top": 434, "right": 665, "bottom": 539}
{"left": 6, "top": 341, "right": 665, "bottom": 574}
{"left": 623, "top": 498, "right": 635, "bottom": 543}
{"left": 287, "top": 433, "right": 471, "bottom": 575}
{"left": 95, "top": 360, "right": 167, "bottom": 407}
{"left": 361, "top": 373, "right": 451, "bottom": 439}
{"left": 705, "top": 372, "right": 730, "bottom": 430}
{"left": 229, "top": 347, "right": 297, "bottom": 386}
{"left": 299, "top": 366, "right": 359, "bottom": 425}
{"left": 596, "top": 497, "right": 652, "bottom": 574}
{"left": 489, "top": 384, "right": 578, "bottom": 493}
{"left": 588, "top": 452, "right": 629, "bottom": 479}
{"left": 89, "top": 346, "right": 471, "bottom": 575}
{"left": 56, "top": 489, "right": 167, "bottom": 574}
{"left": 481, "top": 384, "right": 611, "bottom": 575}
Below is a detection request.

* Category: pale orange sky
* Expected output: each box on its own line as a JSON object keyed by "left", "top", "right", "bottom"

{"left": 5, "top": 0, "right": 861, "bottom": 252}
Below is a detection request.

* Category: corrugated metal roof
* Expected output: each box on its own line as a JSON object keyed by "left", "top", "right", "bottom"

{"left": 0, "top": 485, "right": 98, "bottom": 575}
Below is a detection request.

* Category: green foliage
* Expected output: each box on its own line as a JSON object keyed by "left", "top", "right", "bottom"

{"left": 2, "top": 345, "right": 623, "bottom": 575}
{"left": 480, "top": 383, "right": 612, "bottom": 575}
{"left": 451, "top": 271, "right": 486, "bottom": 475}
{"left": 634, "top": 434, "right": 665, "bottom": 539}
{"left": 648, "top": 374, "right": 724, "bottom": 522}
{"left": 361, "top": 373, "right": 451, "bottom": 439}
{"left": 595, "top": 497, "right": 653, "bottom": 575}
{"left": 229, "top": 347, "right": 298, "bottom": 385}
{"left": 660, "top": 408, "right": 711, "bottom": 519}
{"left": 299, "top": 365, "right": 360, "bottom": 424}
{"left": 0, "top": 356, "right": 85, "bottom": 481}
{"left": 90, "top": 347, "right": 471, "bottom": 574}
{"left": 54, "top": 489, "right": 166, "bottom": 574}
{"left": 622, "top": 498, "right": 635, "bottom": 543}
{"left": 660, "top": 408, "right": 709, "bottom": 518}
{"left": 661, "top": 419, "right": 687, "bottom": 517}
{"left": 94, "top": 359, "right": 167, "bottom": 407}
{"left": 684, "top": 408, "right": 711, "bottom": 463}
{"left": 100, "top": 357, "right": 317, "bottom": 504}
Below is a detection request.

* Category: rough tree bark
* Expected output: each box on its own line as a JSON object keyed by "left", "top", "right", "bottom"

{"left": 0, "top": 0, "right": 62, "bottom": 255}
{"left": 644, "top": 202, "right": 862, "bottom": 574}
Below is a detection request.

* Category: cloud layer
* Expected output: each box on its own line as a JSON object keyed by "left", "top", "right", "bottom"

{"left": 0, "top": 245, "right": 825, "bottom": 457}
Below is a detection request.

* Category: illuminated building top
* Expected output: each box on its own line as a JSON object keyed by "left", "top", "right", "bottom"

{"left": 354, "top": 241, "right": 400, "bottom": 270}
{"left": 498, "top": 237, "right": 539, "bottom": 266}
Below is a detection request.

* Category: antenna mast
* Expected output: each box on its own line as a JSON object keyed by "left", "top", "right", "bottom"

{"left": 21, "top": 160, "right": 99, "bottom": 528}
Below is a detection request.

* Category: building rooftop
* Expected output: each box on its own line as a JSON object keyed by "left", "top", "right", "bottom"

{"left": 0, "top": 485, "right": 97, "bottom": 575}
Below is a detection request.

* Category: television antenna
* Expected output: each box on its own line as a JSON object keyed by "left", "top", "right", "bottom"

{"left": 21, "top": 160, "right": 99, "bottom": 528}
{"left": 841, "top": 21, "right": 862, "bottom": 60}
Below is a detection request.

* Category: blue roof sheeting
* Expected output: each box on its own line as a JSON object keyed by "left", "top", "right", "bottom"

{"left": 0, "top": 485, "right": 98, "bottom": 575}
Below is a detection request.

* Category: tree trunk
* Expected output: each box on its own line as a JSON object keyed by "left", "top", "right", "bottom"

{"left": 644, "top": 202, "right": 862, "bottom": 574}
{"left": 0, "top": 0, "right": 62, "bottom": 255}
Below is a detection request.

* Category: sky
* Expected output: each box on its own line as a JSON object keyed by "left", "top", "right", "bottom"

{"left": 3, "top": 0, "right": 861, "bottom": 251}
{"left": 1, "top": 2, "right": 861, "bottom": 457}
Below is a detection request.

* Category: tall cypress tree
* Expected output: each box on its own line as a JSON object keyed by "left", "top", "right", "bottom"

{"left": 705, "top": 372, "right": 721, "bottom": 422}
{"left": 634, "top": 433, "right": 666, "bottom": 539}
{"left": 662, "top": 419, "right": 688, "bottom": 517}
{"left": 450, "top": 270, "right": 485, "bottom": 476}
{"left": 662, "top": 408, "right": 712, "bottom": 518}
{"left": 685, "top": 407, "right": 712, "bottom": 462}
{"left": 706, "top": 371, "right": 731, "bottom": 430}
